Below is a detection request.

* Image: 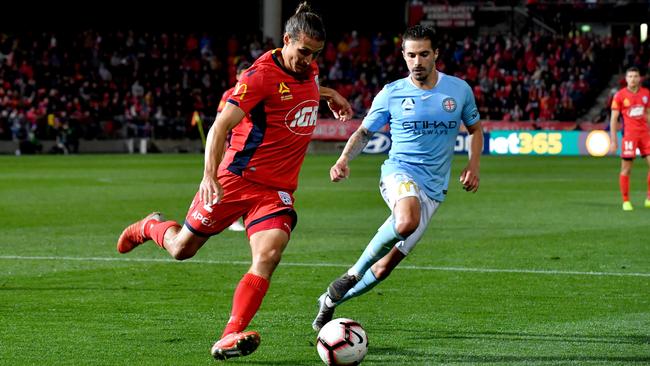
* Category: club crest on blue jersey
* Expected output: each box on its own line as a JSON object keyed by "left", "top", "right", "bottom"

{"left": 442, "top": 97, "right": 457, "bottom": 113}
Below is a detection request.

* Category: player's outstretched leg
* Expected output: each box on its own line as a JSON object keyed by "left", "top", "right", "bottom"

{"left": 312, "top": 293, "right": 336, "bottom": 331}
{"left": 210, "top": 331, "right": 261, "bottom": 360}
{"left": 117, "top": 212, "right": 164, "bottom": 253}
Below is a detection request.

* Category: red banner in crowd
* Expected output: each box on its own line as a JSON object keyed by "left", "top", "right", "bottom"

{"left": 312, "top": 119, "right": 362, "bottom": 141}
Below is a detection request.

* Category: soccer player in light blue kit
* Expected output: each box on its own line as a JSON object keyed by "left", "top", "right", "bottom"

{"left": 313, "top": 25, "right": 483, "bottom": 331}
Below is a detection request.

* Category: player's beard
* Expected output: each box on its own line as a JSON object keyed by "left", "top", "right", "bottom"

{"left": 412, "top": 67, "right": 429, "bottom": 81}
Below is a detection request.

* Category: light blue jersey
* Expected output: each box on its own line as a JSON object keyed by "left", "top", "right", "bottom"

{"left": 362, "top": 72, "right": 479, "bottom": 202}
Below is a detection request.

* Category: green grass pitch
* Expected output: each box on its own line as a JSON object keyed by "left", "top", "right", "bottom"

{"left": 0, "top": 154, "right": 648, "bottom": 365}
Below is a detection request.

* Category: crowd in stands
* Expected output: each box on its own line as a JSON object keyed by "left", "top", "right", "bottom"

{"left": 0, "top": 27, "right": 631, "bottom": 145}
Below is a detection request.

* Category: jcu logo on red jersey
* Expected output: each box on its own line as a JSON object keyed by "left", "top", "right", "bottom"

{"left": 285, "top": 100, "right": 319, "bottom": 135}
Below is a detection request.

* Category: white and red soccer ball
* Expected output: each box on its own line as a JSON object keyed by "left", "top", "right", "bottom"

{"left": 316, "top": 318, "right": 368, "bottom": 366}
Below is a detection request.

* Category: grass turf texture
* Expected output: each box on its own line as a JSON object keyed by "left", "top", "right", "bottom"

{"left": 0, "top": 154, "right": 648, "bottom": 365}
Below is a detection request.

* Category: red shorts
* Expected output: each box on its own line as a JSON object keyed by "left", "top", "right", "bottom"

{"left": 184, "top": 171, "right": 297, "bottom": 238}
{"left": 621, "top": 133, "right": 650, "bottom": 159}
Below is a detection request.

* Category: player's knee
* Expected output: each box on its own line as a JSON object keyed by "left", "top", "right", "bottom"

{"left": 394, "top": 217, "right": 419, "bottom": 237}
{"left": 253, "top": 249, "right": 282, "bottom": 267}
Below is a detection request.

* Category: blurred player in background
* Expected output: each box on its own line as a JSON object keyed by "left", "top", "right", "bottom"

{"left": 117, "top": 2, "right": 352, "bottom": 360}
{"left": 218, "top": 60, "right": 251, "bottom": 231}
{"left": 312, "top": 25, "right": 483, "bottom": 331}
{"left": 609, "top": 66, "right": 650, "bottom": 211}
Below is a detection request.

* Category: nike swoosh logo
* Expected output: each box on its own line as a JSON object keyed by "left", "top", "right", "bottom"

{"left": 421, "top": 95, "right": 433, "bottom": 100}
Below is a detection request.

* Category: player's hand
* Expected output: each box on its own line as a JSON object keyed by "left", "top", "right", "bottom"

{"left": 459, "top": 165, "right": 479, "bottom": 193}
{"left": 609, "top": 136, "right": 617, "bottom": 154}
{"left": 327, "top": 94, "right": 353, "bottom": 122}
{"left": 199, "top": 174, "right": 223, "bottom": 206}
{"left": 330, "top": 159, "right": 350, "bottom": 182}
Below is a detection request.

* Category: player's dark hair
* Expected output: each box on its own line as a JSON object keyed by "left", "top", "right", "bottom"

{"left": 236, "top": 61, "right": 251, "bottom": 74}
{"left": 402, "top": 25, "right": 437, "bottom": 50}
{"left": 285, "top": 2, "right": 326, "bottom": 42}
{"left": 626, "top": 66, "right": 640, "bottom": 74}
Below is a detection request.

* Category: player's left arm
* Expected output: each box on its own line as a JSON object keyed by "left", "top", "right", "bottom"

{"left": 320, "top": 86, "right": 353, "bottom": 122}
{"left": 460, "top": 121, "right": 483, "bottom": 193}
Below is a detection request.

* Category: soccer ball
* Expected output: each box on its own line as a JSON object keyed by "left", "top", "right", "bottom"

{"left": 316, "top": 318, "right": 368, "bottom": 366}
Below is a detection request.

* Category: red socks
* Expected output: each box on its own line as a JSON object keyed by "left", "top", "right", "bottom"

{"left": 221, "top": 273, "right": 270, "bottom": 338}
{"left": 146, "top": 220, "right": 180, "bottom": 248}
{"left": 620, "top": 174, "right": 630, "bottom": 202}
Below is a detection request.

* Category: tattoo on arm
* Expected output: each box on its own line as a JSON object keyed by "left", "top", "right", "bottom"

{"left": 342, "top": 128, "right": 374, "bottom": 161}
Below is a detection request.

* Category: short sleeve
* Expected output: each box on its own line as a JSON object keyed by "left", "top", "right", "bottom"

{"left": 362, "top": 86, "right": 390, "bottom": 132}
{"left": 611, "top": 91, "right": 621, "bottom": 110}
{"left": 227, "top": 68, "right": 268, "bottom": 114}
{"left": 462, "top": 83, "right": 480, "bottom": 126}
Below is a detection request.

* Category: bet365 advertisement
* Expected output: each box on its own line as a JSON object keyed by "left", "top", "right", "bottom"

{"left": 487, "top": 130, "right": 618, "bottom": 157}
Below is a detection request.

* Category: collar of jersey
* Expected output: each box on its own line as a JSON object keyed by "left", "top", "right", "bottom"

{"left": 271, "top": 48, "right": 310, "bottom": 81}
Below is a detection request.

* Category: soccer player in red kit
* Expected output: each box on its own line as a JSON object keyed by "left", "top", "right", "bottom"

{"left": 218, "top": 61, "right": 250, "bottom": 232}
{"left": 610, "top": 66, "right": 650, "bottom": 211}
{"left": 116, "top": 2, "right": 353, "bottom": 360}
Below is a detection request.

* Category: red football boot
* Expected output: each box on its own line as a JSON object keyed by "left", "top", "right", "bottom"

{"left": 116, "top": 212, "right": 163, "bottom": 253}
{"left": 210, "top": 331, "right": 261, "bottom": 360}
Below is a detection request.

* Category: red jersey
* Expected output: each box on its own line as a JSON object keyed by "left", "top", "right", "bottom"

{"left": 217, "top": 87, "right": 235, "bottom": 113}
{"left": 220, "top": 49, "right": 320, "bottom": 191}
{"left": 611, "top": 87, "right": 650, "bottom": 137}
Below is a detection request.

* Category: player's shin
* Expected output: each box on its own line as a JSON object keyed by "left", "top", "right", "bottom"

{"left": 150, "top": 221, "right": 180, "bottom": 249}
{"left": 221, "top": 273, "right": 269, "bottom": 337}
{"left": 349, "top": 219, "right": 404, "bottom": 277}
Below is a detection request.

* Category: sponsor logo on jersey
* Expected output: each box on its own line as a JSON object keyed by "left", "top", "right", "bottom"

{"left": 397, "top": 181, "right": 419, "bottom": 195}
{"left": 402, "top": 120, "right": 458, "bottom": 135}
{"left": 191, "top": 210, "right": 216, "bottom": 227}
{"left": 234, "top": 83, "right": 248, "bottom": 100}
{"left": 278, "top": 82, "right": 293, "bottom": 101}
{"left": 285, "top": 100, "right": 319, "bottom": 135}
{"left": 442, "top": 97, "right": 457, "bottom": 112}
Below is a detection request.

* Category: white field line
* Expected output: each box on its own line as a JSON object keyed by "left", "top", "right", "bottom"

{"left": 1, "top": 255, "right": 649, "bottom": 278}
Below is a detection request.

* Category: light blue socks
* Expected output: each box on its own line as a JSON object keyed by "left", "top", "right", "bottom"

{"left": 349, "top": 218, "right": 404, "bottom": 277}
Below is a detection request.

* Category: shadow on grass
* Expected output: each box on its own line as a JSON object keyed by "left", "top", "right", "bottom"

{"left": 361, "top": 328, "right": 650, "bottom": 364}
{"left": 423, "top": 330, "right": 650, "bottom": 346}
{"left": 365, "top": 346, "right": 650, "bottom": 364}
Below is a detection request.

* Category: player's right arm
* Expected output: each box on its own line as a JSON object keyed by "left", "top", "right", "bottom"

{"left": 330, "top": 86, "right": 390, "bottom": 182}
{"left": 330, "top": 126, "right": 374, "bottom": 182}
{"left": 201, "top": 66, "right": 267, "bottom": 203}
{"left": 201, "top": 102, "right": 245, "bottom": 205}
{"left": 609, "top": 93, "right": 621, "bottom": 154}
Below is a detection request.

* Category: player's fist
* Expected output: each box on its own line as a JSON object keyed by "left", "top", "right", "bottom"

{"left": 330, "top": 160, "right": 350, "bottom": 182}
{"left": 609, "top": 135, "right": 617, "bottom": 154}
{"left": 459, "top": 167, "right": 479, "bottom": 193}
